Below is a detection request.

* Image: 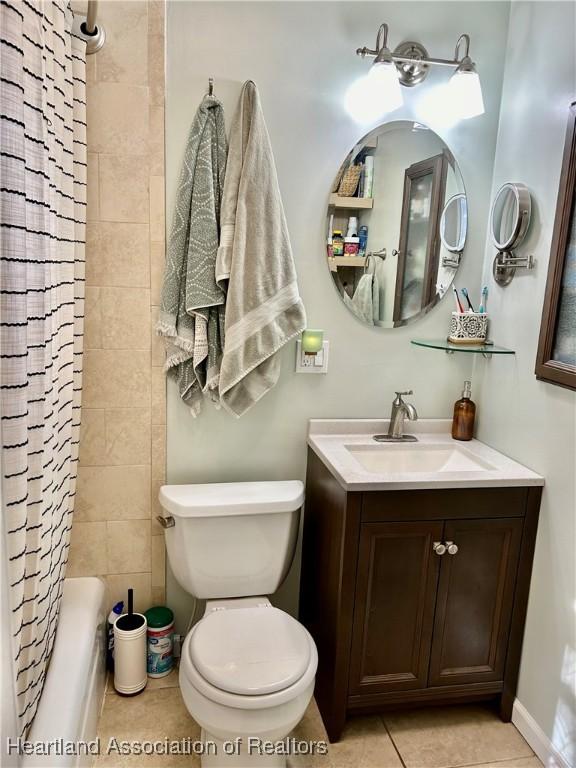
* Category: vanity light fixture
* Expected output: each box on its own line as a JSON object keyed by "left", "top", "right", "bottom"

{"left": 352, "top": 25, "right": 485, "bottom": 120}
{"left": 345, "top": 23, "right": 403, "bottom": 122}
{"left": 447, "top": 37, "right": 485, "bottom": 119}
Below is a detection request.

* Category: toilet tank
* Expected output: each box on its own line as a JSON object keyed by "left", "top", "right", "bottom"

{"left": 159, "top": 481, "right": 304, "bottom": 599}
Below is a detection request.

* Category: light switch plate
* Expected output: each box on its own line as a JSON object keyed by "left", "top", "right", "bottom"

{"left": 295, "top": 340, "right": 329, "bottom": 374}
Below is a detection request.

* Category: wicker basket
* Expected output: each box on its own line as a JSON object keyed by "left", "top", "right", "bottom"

{"left": 338, "top": 164, "right": 362, "bottom": 197}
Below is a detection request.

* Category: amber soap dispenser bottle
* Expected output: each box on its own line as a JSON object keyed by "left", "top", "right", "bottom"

{"left": 452, "top": 380, "right": 476, "bottom": 441}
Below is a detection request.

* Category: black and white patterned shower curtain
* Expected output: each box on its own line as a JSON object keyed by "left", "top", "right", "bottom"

{"left": 0, "top": 0, "right": 86, "bottom": 736}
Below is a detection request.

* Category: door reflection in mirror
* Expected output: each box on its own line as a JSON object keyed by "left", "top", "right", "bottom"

{"left": 326, "top": 121, "right": 467, "bottom": 328}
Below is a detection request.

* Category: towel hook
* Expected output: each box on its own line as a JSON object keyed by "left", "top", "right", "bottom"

{"left": 208, "top": 77, "right": 214, "bottom": 96}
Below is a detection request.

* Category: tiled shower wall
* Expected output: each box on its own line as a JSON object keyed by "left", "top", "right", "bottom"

{"left": 67, "top": 1, "right": 166, "bottom": 613}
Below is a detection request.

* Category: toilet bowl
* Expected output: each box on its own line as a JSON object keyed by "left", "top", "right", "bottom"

{"left": 179, "top": 599, "right": 317, "bottom": 766}
{"left": 159, "top": 481, "right": 318, "bottom": 767}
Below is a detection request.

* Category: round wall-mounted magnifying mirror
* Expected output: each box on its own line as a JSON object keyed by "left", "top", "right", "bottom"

{"left": 440, "top": 194, "right": 468, "bottom": 255}
{"left": 490, "top": 182, "right": 532, "bottom": 285}
{"left": 490, "top": 183, "right": 531, "bottom": 251}
{"left": 326, "top": 120, "right": 467, "bottom": 328}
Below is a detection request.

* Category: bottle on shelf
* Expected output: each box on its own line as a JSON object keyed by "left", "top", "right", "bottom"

{"left": 452, "top": 380, "right": 476, "bottom": 441}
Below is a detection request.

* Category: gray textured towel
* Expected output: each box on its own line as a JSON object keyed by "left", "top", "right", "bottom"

{"left": 157, "top": 95, "right": 227, "bottom": 416}
{"left": 216, "top": 81, "right": 306, "bottom": 417}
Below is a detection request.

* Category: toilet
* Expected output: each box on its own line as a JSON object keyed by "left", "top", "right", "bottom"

{"left": 159, "top": 481, "right": 318, "bottom": 767}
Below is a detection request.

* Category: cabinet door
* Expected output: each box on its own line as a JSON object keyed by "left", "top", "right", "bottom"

{"left": 429, "top": 518, "right": 523, "bottom": 687}
{"left": 349, "top": 521, "right": 443, "bottom": 695}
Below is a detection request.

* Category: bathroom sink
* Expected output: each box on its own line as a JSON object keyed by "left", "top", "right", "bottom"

{"left": 307, "top": 419, "right": 544, "bottom": 491}
{"left": 346, "top": 444, "right": 496, "bottom": 474}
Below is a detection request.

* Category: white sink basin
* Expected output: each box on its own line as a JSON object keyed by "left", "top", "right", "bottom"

{"left": 346, "top": 444, "right": 496, "bottom": 474}
{"left": 307, "top": 419, "right": 545, "bottom": 491}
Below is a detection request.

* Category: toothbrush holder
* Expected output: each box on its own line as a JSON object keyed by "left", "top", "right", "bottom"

{"left": 448, "top": 312, "right": 488, "bottom": 344}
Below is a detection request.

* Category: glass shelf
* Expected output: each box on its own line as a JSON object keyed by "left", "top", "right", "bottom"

{"left": 411, "top": 339, "right": 515, "bottom": 358}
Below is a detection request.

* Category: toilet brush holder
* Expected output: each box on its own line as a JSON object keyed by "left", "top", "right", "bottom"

{"left": 113, "top": 612, "right": 147, "bottom": 695}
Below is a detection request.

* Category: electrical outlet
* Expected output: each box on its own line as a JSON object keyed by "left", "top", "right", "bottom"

{"left": 295, "top": 340, "right": 329, "bottom": 374}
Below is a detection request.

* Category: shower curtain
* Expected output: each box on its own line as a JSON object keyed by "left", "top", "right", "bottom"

{"left": 0, "top": 0, "right": 86, "bottom": 736}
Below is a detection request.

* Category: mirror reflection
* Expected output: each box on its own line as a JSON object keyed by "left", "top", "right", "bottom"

{"left": 326, "top": 121, "right": 467, "bottom": 328}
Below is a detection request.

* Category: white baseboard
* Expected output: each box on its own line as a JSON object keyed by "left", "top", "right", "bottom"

{"left": 512, "top": 699, "right": 573, "bottom": 768}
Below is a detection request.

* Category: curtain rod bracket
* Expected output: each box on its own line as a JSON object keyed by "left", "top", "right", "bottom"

{"left": 73, "top": 0, "right": 106, "bottom": 55}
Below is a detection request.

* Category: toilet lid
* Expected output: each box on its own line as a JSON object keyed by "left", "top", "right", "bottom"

{"left": 187, "top": 606, "right": 311, "bottom": 696}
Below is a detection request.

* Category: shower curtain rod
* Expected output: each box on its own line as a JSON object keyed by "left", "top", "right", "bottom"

{"left": 85, "top": 0, "right": 98, "bottom": 35}
{"left": 76, "top": 0, "right": 106, "bottom": 55}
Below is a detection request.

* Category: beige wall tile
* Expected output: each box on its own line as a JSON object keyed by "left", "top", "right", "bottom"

{"left": 107, "top": 520, "right": 151, "bottom": 574}
{"left": 85, "top": 52, "right": 96, "bottom": 85}
{"left": 151, "top": 424, "right": 166, "bottom": 527}
{"left": 82, "top": 351, "right": 150, "bottom": 409}
{"left": 87, "top": 84, "right": 149, "bottom": 156}
{"left": 78, "top": 408, "right": 106, "bottom": 466}
{"left": 96, "top": 1, "right": 148, "bottom": 86}
{"left": 151, "top": 534, "right": 165, "bottom": 588}
{"left": 67, "top": 522, "right": 107, "bottom": 576}
{"left": 149, "top": 176, "right": 165, "bottom": 241}
{"left": 106, "top": 573, "right": 152, "bottom": 614}
{"left": 100, "top": 287, "right": 151, "bottom": 350}
{"left": 75, "top": 465, "right": 151, "bottom": 522}
{"left": 74, "top": 0, "right": 165, "bottom": 584}
{"left": 87, "top": 153, "right": 99, "bottom": 222}
{"left": 148, "top": 34, "right": 165, "bottom": 107}
{"left": 151, "top": 307, "right": 165, "bottom": 367}
{"left": 151, "top": 586, "right": 166, "bottom": 607}
{"left": 99, "top": 155, "right": 149, "bottom": 223}
{"left": 151, "top": 367, "right": 166, "bottom": 426}
{"left": 150, "top": 241, "right": 165, "bottom": 306}
{"left": 105, "top": 408, "right": 151, "bottom": 465}
{"left": 148, "top": 1, "right": 165, "bottom": 37}
{"left": 149, "top": 106, "right": 165, "bottom": 176}
{"left": 83, "top": 286, "right": 102, "bottom": 349}
{"left": 86, "top": 222, "right": 150, "bottom": 288}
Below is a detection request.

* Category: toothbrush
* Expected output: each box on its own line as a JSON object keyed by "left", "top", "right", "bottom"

{"left": 452, "top": 285, "right": 464, "bottom": 313}
{"left": 461, "top": 287, "right": 475, "bottom": 312}
{"left": 479, "top": 286, "right": 488, "bottom": 313}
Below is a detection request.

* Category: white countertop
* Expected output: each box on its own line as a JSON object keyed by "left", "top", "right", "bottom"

{"left": 307, "top": 419, "right": 544, "bottom": 491}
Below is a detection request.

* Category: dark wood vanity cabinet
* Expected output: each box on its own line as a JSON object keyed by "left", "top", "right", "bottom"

{"left": 299, "top": 449, "right": 542, "bottom": 742}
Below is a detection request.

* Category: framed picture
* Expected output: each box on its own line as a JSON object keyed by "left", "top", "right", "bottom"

{"left": 535, "top": 102, "right": 576, "bottom": 390}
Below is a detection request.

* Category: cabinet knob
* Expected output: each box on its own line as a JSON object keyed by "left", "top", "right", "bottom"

{"left": 446, "top": 541, "right": 459, "bottom": 555}
{"left": 433, "top": 542, "right": 447, "bottom": 556}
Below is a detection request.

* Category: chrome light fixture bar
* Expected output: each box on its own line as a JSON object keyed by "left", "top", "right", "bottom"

{"left": 355, "top": 24, "right": 484, "bottom": 118}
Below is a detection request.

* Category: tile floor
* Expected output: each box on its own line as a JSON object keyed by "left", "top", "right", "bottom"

{"left": 96, "top": 670, "right": 542, "bottom": 768}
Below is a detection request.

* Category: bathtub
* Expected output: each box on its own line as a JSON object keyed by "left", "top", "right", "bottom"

{"left": 23, "top": 577, "right": 107, "bottom": 768}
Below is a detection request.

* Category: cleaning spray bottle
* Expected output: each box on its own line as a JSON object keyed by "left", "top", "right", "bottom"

{"left": 106, "top": 600, "right": 124, "bottom": 672}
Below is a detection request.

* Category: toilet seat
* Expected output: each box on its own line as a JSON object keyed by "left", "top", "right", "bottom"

{"left": 188, "top": 606, "right": 311, "bottom": 696}
{"left": 180, "top": 607, "right": 317, "bottom": 710}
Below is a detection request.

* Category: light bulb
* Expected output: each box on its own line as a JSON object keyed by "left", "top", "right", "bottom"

{"left": 344, "top": 60, "right": 403, "bottom": 123}
{"left": 367, "top": 60, "right": 403, "bottom": 112}
{"left": 448, "top": 68, "right": 484, "bottom": 119}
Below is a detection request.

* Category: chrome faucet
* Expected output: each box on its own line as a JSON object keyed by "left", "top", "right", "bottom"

{"left": 374, "top": 390, "right": 418, "bottom": 443}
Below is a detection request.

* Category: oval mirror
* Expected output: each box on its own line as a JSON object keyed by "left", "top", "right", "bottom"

{"left": 440, "top": 194, "right": 468, "bottom": 254}
{"left": 490, "top": 182, "right": 531, "bottom": 251}
{"left": 326, "top": 121, "right": 467, "bottom": 328}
